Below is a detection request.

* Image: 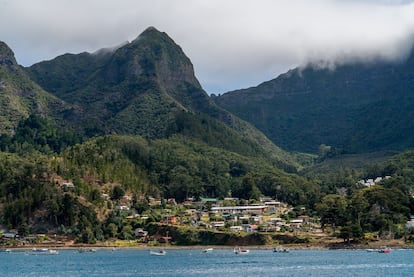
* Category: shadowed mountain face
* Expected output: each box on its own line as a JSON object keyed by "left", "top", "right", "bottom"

{"left": 215, "top": 49, "right": 414, "bottom": 154}
{"left": 0, "top": 41, "right": 68, "bottom": 134}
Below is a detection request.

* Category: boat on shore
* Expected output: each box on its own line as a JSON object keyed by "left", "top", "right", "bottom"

{"left": 234, "top": 247, "right": 249, "bottom": 254}
{"left": 150, "top": 250, "right": 166, "bottom": 256}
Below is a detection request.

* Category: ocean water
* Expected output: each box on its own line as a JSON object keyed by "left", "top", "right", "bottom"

{"left": 0, "top": 248, "right": 413, "bottom": 276}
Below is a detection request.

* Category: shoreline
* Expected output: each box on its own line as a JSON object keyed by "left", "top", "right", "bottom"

{"left": 2, "top": 240, "right": 414, "bottom": 251}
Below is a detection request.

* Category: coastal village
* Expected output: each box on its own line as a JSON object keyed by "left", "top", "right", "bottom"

{"left": 3, "top": 183, "right": 413, "bottom": 249}
{"left": 2, "top": 171, "right": 414, "bottom": 250}
{"left": 0, "top": 191, "right": 321, "bottom": 248}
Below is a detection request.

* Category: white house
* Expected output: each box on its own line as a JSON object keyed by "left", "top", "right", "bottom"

{"left": 61, "top": 182, "right": 75, "bottom": 188}
{"left": 229, "top": 226, "right": 243, "bottom": 232}
{"left": 211, "top": 205, "right": 267, "bottom": 214}
{"left": 211, "top": 221, "right": 225, "bottom": 229}
{"left": 135, "top": 228, "right": 148, "bottom": 238}
{"left": 115, "top": 205, "right": 130, "bottom": 211}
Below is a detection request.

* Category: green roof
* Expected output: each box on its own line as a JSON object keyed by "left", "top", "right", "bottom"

{"left": 200, "top": 198, "right": 218, "bottom": 202}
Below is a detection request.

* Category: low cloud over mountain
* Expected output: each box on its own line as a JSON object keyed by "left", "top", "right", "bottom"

{"left": 1, "top": 0, "right": 414, "bottom": 92}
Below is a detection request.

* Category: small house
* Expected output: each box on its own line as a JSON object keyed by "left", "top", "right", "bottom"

{"left": 2, "top": 232, "right": 18, "bottom": 240}
{"left": 135, "top": 228, "right": 148, "bottom": 238}
{"left": 61, "top": 182, "right": 75, "bottom": 189}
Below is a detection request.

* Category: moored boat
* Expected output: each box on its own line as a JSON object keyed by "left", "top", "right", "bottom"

{"left": 273, "top": 247, "right": 289, "bottom": 253}
{"left": 150, "top": 250, "right": 166, "bottom": 256}
{"left": 31, "top": 248, "right": 58, "bottom": 255}
{"left": 234, "top": 247, "right": 249, "bottom": 254}
{"left": 78, "top": 248, "right": 97, "bottom": 253}
{"left": 32, "top": 248, "right": 49, "bottom": 253}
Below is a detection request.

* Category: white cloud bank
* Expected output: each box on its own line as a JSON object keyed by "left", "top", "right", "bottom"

{"left": 1, "top": 0, "right": 414, "bottom": 93}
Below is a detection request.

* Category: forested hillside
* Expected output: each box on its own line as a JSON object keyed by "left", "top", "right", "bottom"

{"left": 0, "top": 27, "right": 413, "bottom": 244}
{"left": 0, "top": 115, "right": 320, "bottom": 241}
{"left": 1, "top": 120, "right": 413, "bottom": 242}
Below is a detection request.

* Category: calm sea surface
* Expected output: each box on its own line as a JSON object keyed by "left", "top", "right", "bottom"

{"left": 0, "top": 248, "right": 413, "bottom": 276}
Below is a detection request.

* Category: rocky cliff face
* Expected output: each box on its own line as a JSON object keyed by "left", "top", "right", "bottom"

{"left": 128, "top": 27, "right": 202, "bottom": 91}
{"left": 0, "top": 41, "right": 17, "bottom": 66}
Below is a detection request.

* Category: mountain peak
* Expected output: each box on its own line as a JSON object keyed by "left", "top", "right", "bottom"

{"left": 119, "top": 27, "right": 203, "bottom": 92}
{"left": 142, "top": 26, "right": 160, "bottom": 33}
{"left": 0, "top": 41, "right": 17, "bottom": 66}
{"left": 132, "top": 26, "right": 167, "bottom": 43}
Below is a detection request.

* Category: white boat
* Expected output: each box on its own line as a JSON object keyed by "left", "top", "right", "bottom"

{"left": 78, "top": 248, "right": 97, "bottom": 253}
{"left": 31, "top": 248, "right": 58, "bottom": 255}
{"left": 150, "top": 250, "right": 166, "bottom": 256}
{"left": 202, "top": 248, "right": 213, "bottom": 253}
{"left": 32, "top": 248, "right": 49, "bottom": 253}
{"left": 273, "top": 247, "right": 289, "bottom": 253}
{"left": 234, "top": 247, "right": 249, "bottom": 254}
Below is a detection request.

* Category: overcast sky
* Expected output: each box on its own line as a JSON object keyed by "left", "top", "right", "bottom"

{"left": 1, "top": 0, "right": 414, "bottom": 93}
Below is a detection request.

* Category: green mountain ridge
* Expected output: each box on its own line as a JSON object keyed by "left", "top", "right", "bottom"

{"left": 214, "top": 48, "right": 414, "bottom": 155}
{"left": 27, "top": 27, "right": 297, "bottom": 170}
{"left": 27, "top": 27, "right": 211, "bottom": 135}
{"left": 0, "top": 41, "right": 69, "bottom": 133}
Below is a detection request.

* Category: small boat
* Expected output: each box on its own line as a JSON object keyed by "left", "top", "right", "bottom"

{"left": 78, "top": 248, "right": 97, "bottom": 253}
{"left": 48, "top": 249, "right": 59, "bottom": 255}
{"left": 378, "top": 248, "right": 391, "bottom": 253}
{"left": 202, "top": 248, "right": 213, "bottom": 253}
{"left": 32, "top": 248, "right": 49, "bottom": 253}
{"left": 273, "top": 247, "right": 289, "bottom": 253}
{"left": 234, "top": 247, "right": 249, "bottom": 254}
{"left": 150, "top": 250, "right": 166, "bottom": 256}
{"left": 31, "top": 248, "right": 58, "bottom": 255}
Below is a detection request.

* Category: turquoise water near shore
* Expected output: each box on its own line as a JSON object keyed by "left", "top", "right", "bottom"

{"left": 0, "top": 248, "right": 413, "bottom": 276}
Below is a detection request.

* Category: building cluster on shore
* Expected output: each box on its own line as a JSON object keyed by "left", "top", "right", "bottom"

{"left": 117, "top": 196, "right": 320, "bottom": 244}
{"left": 3, "top": 193, "right": 413, "bottom": 248}
{"left": 1, "top": 196, "right": 319, "bottom": 247}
